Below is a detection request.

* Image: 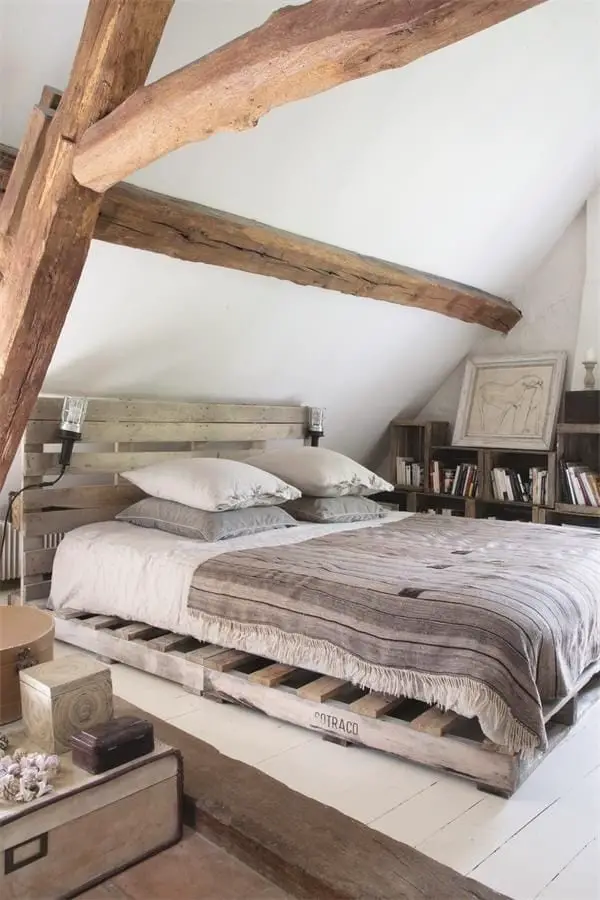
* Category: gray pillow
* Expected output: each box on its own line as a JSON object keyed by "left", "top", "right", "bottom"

{"left": 284, "top": 496, "right": 386, "bottom": 524}
{"left": 116, "top": 497, "right": 297, "bottom": 542}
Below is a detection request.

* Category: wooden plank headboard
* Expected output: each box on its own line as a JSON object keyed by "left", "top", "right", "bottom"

{"left": 15, "top": 396, "right": 310, "bottom": 605}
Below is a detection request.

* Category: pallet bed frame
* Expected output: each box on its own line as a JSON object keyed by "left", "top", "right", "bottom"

{"left": 53, "top": 609, "right": 600, "bottom": 797}
{"left": 14, "top": 396, "right": 600, "bottom": 797}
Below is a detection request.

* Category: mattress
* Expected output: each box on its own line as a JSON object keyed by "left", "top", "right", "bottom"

{"left": 50, "top": 511, "right": 412, "bottom": 635}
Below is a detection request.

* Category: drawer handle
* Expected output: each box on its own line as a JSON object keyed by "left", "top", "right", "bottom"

{"left": 5, "top": 832, "right": 48, "bottom": 874}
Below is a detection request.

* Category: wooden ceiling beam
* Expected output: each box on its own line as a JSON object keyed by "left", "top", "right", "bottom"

{"left": 72, "top": 0, "right": 546, "bottom": 193}
{"left": 0, "top": 0, "right": 174, "bottom": 492}
{"left": 0, "top": 143, "right": 521, "bottom": 332}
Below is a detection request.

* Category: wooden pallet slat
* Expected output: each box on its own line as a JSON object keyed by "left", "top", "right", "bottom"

{"left": 297, "top": 676, "right": 348, "bottom": 703}
{"left": 146, "top": 632, "right": 191, "bottom": 653}
{"left": 114, "top": 622, "right": 157, "bottom": 641}
{"left": 249, "top": 663, "right": 297, "bottom": 687}
{"left": 25, "top": 439, "right": 310, "bottom": 476}
{"left": 52, "top": 607, "right": 85, "bottom": 620}
{"left": 410, "top": 706, "right": 462, "bottom": 736}
{"left": 349, "top": 692, "right": 405, "bottom": 719}
{"left": 26, "top": 419, "right": 305, "bottom": 444}
{"left": 22, "top": 483, "right": 145, "bottom": 511}
{"left": 31, "top": 397, "right": 307, "bottom": 424}
{"left": 181, "top": 645, "right": 228, "bottom": 665}
{"left": 22, "top": 580, "right": 52, "bottom": 602}
{"left": 82, "top": 614, "right": 125, "bottom": 631}
{"left": 23, "top": 547, "right": 57, "bottom": 576}
{"left": 21, "top": 506, "right": 126, "bottom": 536}
{"left": 542, "top": 660, "right": 600, "bottom": 723}
{"left": 203, "top": 648, "right": 256, "bottom": 673}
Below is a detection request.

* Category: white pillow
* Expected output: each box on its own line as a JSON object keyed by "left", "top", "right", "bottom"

{"left": 244, "top": 447, "right": 393, "bottom": 498}
{"left": 121, "top": 457, "right": 300, "bottom": 512}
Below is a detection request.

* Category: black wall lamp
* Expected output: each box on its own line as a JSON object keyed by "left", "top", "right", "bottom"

{"left": 0, "top": 396, "right": 89, "bottom": 567}
{"left": 308, "top": 407, "right": 324, "bottom": 447}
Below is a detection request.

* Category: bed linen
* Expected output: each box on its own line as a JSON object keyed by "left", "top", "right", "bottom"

{"left": 186, "top": 516, "right": 600, "bottom": 754}
{"left": 50, "top": 513, "right": 411, "bottom": 635}
{"left": 51, "top": 513, "right": 600, "bottom": 755}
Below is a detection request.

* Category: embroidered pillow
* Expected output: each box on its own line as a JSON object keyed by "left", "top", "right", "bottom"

{"left": 117, "top": 498, "right": 297, "bottom": 542}
{"left": 244, "top": 447, "right": 392, "bottom": 498}
{"left": 121, "top": 457, "right": 300, "bottom": 512}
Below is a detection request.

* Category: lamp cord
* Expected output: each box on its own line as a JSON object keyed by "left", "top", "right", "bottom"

{"left": 0, "top": 466, "right": 67, "bottom": 578}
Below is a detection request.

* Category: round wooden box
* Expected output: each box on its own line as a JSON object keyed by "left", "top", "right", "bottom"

{"left": 0, "top": 606, "right": 54, "bottom": 724}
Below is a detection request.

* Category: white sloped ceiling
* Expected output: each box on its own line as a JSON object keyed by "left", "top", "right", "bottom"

{"left": 0, "top": 0, "right": 598, "bottom": 464}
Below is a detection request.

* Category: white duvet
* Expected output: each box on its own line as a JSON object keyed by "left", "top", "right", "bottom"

{"left": 50, "top": 512, "right": 412, "bottom": 634}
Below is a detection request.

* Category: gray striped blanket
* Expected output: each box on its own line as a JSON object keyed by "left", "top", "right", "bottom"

{"left": 187, "top": 515, "right": 600, "bottom": 753}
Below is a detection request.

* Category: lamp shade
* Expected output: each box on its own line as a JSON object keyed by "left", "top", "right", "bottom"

{"left": 60, "top": 397, "right": 88, "bottom": 435}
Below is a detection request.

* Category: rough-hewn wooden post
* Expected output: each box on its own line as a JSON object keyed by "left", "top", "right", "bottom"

{"left": 0, "top": 0, "right": 174, "bottom": 491}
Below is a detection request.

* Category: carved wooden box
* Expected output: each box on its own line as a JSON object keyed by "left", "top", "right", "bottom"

{"left": 19, "top": 656, "right": 113, "bottom": 754}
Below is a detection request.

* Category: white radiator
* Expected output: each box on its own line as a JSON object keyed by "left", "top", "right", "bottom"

{"left": 0, "top": 522, "right": 20, "bottom": 582}
{"left": 0, "top": 524, "right": 62, "bottom": 582}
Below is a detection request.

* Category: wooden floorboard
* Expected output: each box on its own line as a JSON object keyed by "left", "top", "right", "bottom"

{"left": 78, "top": 828, "right": 292, "bottom": 900}
{"left": 114, "top": 698, "right": 508, "bottom": 900}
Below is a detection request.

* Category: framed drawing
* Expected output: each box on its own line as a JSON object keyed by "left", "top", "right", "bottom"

{"left": 452, "top": 352, "right": 567, "bottom": 450}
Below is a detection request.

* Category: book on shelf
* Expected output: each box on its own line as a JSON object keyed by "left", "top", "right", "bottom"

{"left": 395, "top": 456, "right": 424, "bottom": 489}
{"left": 559, "top": 461, "right": 600, "bottom": 507}
{"left": 489, "top": 467, "right": 548, "bottom": 505}
{"left": 430, "top": 461, "right": 478, "bottom": 497}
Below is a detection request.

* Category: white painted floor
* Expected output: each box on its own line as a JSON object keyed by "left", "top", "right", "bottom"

{"left": 50, "top": 640, "right": 600, "bottom": 899}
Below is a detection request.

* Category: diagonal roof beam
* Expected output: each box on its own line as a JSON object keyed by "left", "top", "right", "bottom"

{"left": 0, "top": 143, "right": 520, "bottom": 332}
{"left": 73, "top": 0, "right": 546, "bottom": 193}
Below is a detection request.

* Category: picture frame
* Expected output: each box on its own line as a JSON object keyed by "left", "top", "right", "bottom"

{"left": 452, "top": 352, "right": 567, "bottom": 450}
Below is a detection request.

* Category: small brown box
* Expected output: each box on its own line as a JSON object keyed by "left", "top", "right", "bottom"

{"left": 70, "top": 716, "right": 154, "bottom": 774}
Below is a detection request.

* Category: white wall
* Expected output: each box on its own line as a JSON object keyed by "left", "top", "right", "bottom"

{"left": 418, "top": 209, "right": 588, "bottom": 424}
{"left": 571, "top": 190, "right": 600, "bottom": 389}
{"left": 0, "top": 0, "right": 599, "bottom": 510}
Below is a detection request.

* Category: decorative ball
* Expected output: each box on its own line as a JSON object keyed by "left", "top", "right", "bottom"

{"left": 0, "top": 734, "right": 8, "bottom": 754}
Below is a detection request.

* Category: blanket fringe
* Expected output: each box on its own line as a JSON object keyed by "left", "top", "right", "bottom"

{"left": 187, "top": 608, "right": 541, "bottom": 757}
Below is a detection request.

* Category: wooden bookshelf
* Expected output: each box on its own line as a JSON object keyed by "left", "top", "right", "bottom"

{"left": 381, "top": 403, "right": 599, "bottom": 528}
{"left": 554, "top": 503, "right": 600, "bottom": 518}
{"left": 481, "top": 448, "right": 556, "bottom": 508}
{"left": 379, "top": 421, "right": 557, "bottom": 524}
{"left": 388, "top": 419, "right": 448, "bottom": 487}
{"left": 550, "top": 404, "right": 599, "bottom": 526}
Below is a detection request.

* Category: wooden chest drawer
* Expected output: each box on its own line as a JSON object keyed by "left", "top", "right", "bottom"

{"left": 0, "top": 745, "right": 182, "bottom": 899}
